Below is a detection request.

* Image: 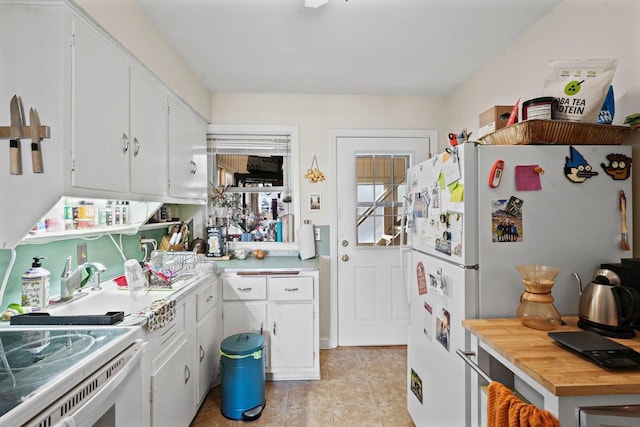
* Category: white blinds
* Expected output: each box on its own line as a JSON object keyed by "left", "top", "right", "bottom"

{"left": 208, "top": 134, "right": 291, "bottom": 156}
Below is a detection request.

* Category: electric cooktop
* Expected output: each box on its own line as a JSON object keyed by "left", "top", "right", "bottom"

{"left": 0, "top": 326, "right": 139, "bottom": 421}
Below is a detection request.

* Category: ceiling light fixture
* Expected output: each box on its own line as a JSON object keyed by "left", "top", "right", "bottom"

{"left": 305, "top": 0, "right": 329, "bottom": 8}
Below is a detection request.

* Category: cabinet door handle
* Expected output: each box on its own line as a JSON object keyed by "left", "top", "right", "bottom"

{"left": 189, "top": 160, "right": 197, "bottom": 174}
{"left": 122, "top": 133, "right": 129, "bottom": 153}
{"left": 260, "top": 322, "right": 264, "bottom": 336}
{"left": 238, "top": 287, "right": 253, "bottom": 292}
{"left": 284, "top": 287, "right": 299, "bottom": 292}
{"left": 133, "top": 137, "right": 140, "bottom": 157}
{"left": 184, "top": 365, "right": 191, "bottom": 384}
{"left": 206, "top": 295, "right": 214, "bottom": 302}
{"left": 273, "top": 322, "right": 277, "bottom": 336}
{"left": 200, "top": 345, "right": 205, "bottom": 362}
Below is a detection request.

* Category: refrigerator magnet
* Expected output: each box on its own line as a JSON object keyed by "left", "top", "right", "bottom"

{"left": 488, "top": 160, "right": 504, "bottom": 188}
{"left": 423, "top": 302, "right": 433, "bottom": 339}
{"left": 410, "top": 369, "right": 424, "bottom": 403}
{"left": 565, "top": 146, "right": 598, "bottom": 183}
{"left": 416, "top": 262, "right": 427, "bottom": 295}
{"left": 601, "top": 153, "right": 632, "bottom": 180}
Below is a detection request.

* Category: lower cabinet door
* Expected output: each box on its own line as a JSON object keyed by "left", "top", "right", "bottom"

{"left": 150, "top": 336, "right": 195, "bottom": 427}
{"left": 223, "top": 301, "right": 269, "bottom": 367}
{"left": 196, "top": 307, "right": 218, "bottom": 404}
{"left": 269, "top": 302, "right": 314, "bottom": 369}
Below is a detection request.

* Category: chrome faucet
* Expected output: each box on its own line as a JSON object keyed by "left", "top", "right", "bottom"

{"left": 83, "top": 262, "right": 107, "bottom": 291}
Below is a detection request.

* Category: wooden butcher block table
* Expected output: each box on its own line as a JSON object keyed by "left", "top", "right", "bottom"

{"left": 463, "top": 317, "right": 640, "bottom": 396}
{"left": 463, "top": 317, "right": 640, "bottom": 425}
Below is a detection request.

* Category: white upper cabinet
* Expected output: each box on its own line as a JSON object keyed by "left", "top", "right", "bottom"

{"left": 72, "top": 18, "right": 130, "bottom": 193}
{"left": 72, "top": 19, "right": 168, "bottom": 196}
{"left": 168, "top": 98, "right": 207, "bottom": 201}
{"left": 130, "top": 68, "right": 168, "bottom": 196}
{"left": 0, "top": 0, "right": 206, "bottom": 248}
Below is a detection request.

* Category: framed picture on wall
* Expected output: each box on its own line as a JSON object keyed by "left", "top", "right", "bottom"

{"left": 309, "top": 193, "right": 321, "bottom": 211}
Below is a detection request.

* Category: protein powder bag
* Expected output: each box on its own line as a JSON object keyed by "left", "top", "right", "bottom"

{"left": 543, "top": 59, "right": 618, "bottom": 123}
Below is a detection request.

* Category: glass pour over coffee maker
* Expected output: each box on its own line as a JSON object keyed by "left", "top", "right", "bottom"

{"left": 515, "top": 264, "right": 562, "bottom": 331}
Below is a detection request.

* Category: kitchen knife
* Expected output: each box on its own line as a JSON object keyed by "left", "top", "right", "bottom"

{"left": 29, "top": 108, "right": 44, "bottom": 173}
{"left": 9, "top": 95, "right": 25, "bottom": 175}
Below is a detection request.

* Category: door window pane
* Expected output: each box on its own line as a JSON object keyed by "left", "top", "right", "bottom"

{"left": 355, "top": 154, "right": 409, "bottom": 246}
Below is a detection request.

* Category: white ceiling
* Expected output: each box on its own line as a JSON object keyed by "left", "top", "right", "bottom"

{"left": 136, "top": 0, "right": 563, "bottom": 96}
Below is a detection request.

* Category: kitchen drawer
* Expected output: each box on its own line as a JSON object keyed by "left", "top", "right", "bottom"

{"left": 268, "top": 276, "right": 314, "bottom": 301}
{"left": 197, "top": 280, "right": 217, "bottom": 321}
{"left": 223, "top": 276, "right": 267, "bottom": 301}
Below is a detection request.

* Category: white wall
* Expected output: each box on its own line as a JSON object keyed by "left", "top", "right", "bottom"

{"left": 74, "top": 0, "right": 210, "bottom": 119}
{"left": 446, "top": 0, "right": 640, "bottom": 255}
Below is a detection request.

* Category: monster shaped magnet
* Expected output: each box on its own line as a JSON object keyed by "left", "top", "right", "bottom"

{"left": 601, "top": 153, "right": 632, "bottom": 181}
{"left": 564, "top": 146, "right": 598, "bottom": 183}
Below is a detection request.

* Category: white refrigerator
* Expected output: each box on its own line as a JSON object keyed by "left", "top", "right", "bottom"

{"left": 404, "top": 142, "right": 633, "bottom": 427}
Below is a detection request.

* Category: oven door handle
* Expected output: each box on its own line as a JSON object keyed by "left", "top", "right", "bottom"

{"left": 56, "top": 340, "right": 147, "bottom": 426}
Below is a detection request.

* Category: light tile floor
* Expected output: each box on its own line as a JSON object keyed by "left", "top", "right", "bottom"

{"left": 191, "top": 346, "right": 414, "bottom": 427}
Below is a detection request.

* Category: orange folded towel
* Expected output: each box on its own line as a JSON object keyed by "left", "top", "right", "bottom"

{"left": 487, "top": 381, "right": 560, "bottom": 427}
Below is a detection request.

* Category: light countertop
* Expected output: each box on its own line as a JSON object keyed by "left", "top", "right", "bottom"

{"left": 463, "top": 317, "right": 640, "bottom": 397}
{"left": 208, "top": 255, "right": 319, "bottom": 272}
{"left": 1, "top": 272, "right": 213, "bottom": 327}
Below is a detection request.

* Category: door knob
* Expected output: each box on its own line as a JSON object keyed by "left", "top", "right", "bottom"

{"left": 341, "top": 254, "right": 349, "bottom": 262}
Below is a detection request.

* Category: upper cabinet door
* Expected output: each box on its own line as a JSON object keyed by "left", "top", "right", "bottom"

{"left": 168, "top": 98, "right": 207, "bottom": 201}
{"left": 130, "top": 68, "right": 168, "bottom": 196}
{"left": 72, "top": 18, "right": 130, "bottom": 193}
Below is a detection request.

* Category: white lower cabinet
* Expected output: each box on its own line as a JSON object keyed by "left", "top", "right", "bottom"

{"left": 221, "top": 271, "right": 319, "bottom": 380}
{"left": 149, "top": 294, "right": 195, "bottom": 427}
{"left": 147, "top": 275, "right": 219, "bottom": 426}
{"left": 150, "top": 336, "right": 194, "bottom": 427}
{"left": 196, "top": 279, "right": 220, "bottom": 404}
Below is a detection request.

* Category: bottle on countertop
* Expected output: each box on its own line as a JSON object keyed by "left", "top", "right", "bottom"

{"left": 22, "top": 256, "right": 50, "bottom": 311}
{"left": 60, "top": 256, "right": 74, "bottom": 301}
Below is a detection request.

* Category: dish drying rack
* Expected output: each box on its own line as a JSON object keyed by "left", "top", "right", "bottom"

{"left": 116, "top": 252, "right": 203, "bottom": 291}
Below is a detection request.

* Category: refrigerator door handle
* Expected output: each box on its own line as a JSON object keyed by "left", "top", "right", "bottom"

{"left": 456, "top": 349, "right": 493, "bottom": 383}
{"left": 400, "top": 185, "right": 411, "bottom": 305}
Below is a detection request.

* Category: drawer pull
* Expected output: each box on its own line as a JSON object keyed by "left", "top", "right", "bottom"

{"left": 237, "top": 287, "right": 253, "bottom": 292}
{"left": 456, "top": 349, "right": 492, "bottom": 383}
{"left": 199, "top": 345, "right": 205, "bottom": 362}
{"left": 206, "top": 295, "right": 214, "bottom": 302}
{"left": 273, "top": 322, "right": 277, "bottom": 336}
{"left": 284, "top": 287, "right": 299, "bottom": 292}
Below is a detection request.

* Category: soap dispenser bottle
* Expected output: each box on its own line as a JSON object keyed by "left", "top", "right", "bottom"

{"left": 22, "top": 256, "right": 51, "bottom": 311}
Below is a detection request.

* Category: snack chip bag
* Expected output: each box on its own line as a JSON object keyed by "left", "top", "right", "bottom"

{"left": 543, "top": 59, "right": 617, "bottom": 123}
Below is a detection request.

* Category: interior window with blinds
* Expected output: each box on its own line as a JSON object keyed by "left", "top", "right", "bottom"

{"left": 208, "top": 134, "right": 293, "bottom": 239}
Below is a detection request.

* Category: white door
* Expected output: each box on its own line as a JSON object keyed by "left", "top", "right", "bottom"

{"left": 335, "top": 132, "right": 434, "bottom": 346}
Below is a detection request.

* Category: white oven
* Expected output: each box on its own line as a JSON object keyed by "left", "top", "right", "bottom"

{"left": 0, "top": 326, "right": 148, "bottom": 427}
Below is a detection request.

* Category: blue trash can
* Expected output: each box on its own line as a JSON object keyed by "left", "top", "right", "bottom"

{"left": 220, "top": 333, "right": 266, "bottom": 421}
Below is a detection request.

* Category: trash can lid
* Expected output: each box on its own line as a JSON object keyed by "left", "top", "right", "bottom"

{"left": 221, "top": 333, "right": 264, "bottom": 355}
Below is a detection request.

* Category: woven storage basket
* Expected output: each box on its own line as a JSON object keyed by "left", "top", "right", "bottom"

{"left": 481, "top": 120, "right": 630, "bottom": 145}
